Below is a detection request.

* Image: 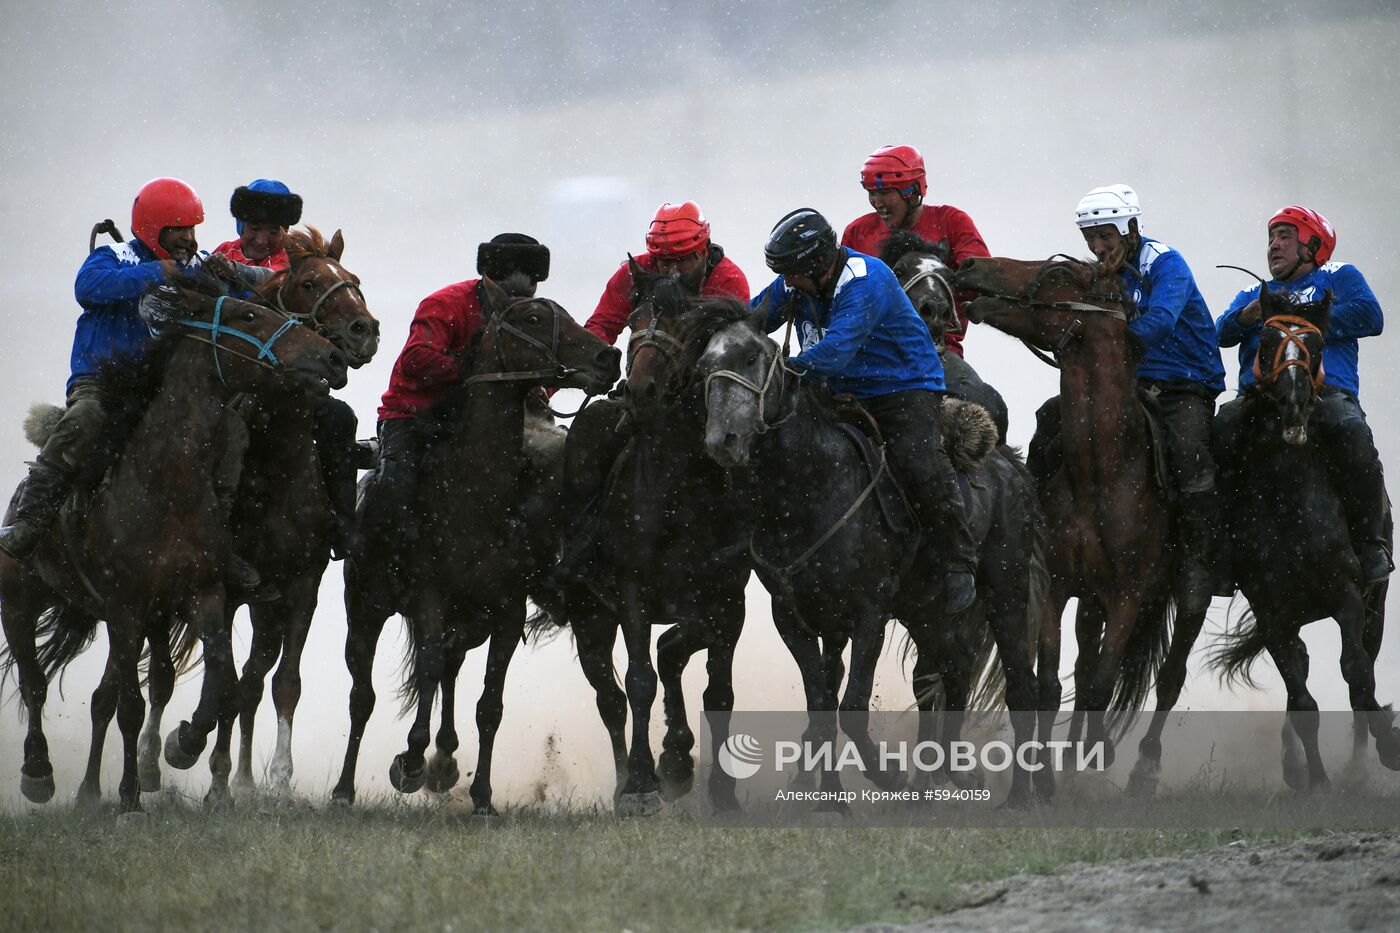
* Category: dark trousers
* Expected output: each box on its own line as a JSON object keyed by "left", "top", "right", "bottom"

{"left": 1312, "top": 390, "right": 1388, "bottom": 552}
{"left": 862, "top": 389, "right": 976, "bottom": 573}
{"left": 941, "top": 351, "right": 1009, "bottom": 445}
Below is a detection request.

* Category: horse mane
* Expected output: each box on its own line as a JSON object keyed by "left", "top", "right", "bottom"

{"left": 879, "top": 231, "right": 949, "bottom": 268}
{"left": 668, "top": 296, "right": 755, "bottom": 397}
{"left": 281, "top": 226, "right": 333, "bottom": 264}
{"left": 416, "top": 323, "right": 492, "bottom": 438}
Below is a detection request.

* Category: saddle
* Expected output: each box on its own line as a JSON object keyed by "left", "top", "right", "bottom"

{"left": 1135, "top": 388, "right": 1178, "bottom": 500}
{"left": 830, "top": 395, "right": 920, "bottom": 537}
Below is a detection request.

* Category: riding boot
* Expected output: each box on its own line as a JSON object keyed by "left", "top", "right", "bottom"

{"left": 216, "top": 491, "right": 279, "bottom": 603}
{"left": 1177, "top": 490, "right": 1217, "bottom": 615}
{"left": 1313, "top": 392, "right": 1393, "bottom": 585}
{"left": 313, "top": 397, "right": 363, "bottom": 561}
{"left": 548, "top": 496, "right": 601, "bottom": 589}
{"left": 1339, "top": 473, "right": 1394, "bottom": 585}
{"left": 0, "top": 458, "right": 72, "bottom": 560}
{"left": 1026, "top": 396, "right": 1062, "bottom": 491}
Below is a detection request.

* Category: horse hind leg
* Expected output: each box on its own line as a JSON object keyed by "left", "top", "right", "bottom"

{"left": 425, "top": 639, "right": 468, "bottom": 795}
{"left": 110, "top": 623, "right": 148, "bottom": 814}
{"left": 467, "top": 624, "right": 522, "bottom": 817}
{"left": 1, "top": 572, "right": 59, "bottom": 805}
{"left": 1266, "top": 632, "right": 1328, "bottom": 791}
{"left": 1333, "top": 593, "right": 1400, "bottom": 772}
{"left": 76, "top": 651, "right": 122, "bottom": 808}
{"left": 265, "top": 582, "right": 319, "bottom": 801}
{"left": 331, "top": 582, "right": 393, "bottom": 806}
{"left": 233, "top": 604, "right": 285, "bottom": 799}
{"left": 572, "top": 606, "right": 628, "bottom": 803}
{"left": 139, "top": 623, "right": 177, "bottom": 794}
{"left": 657, "top": 621, "right": 713, "bottom": 800}
{"left": 1130, "top": 599, "right": 1209, "bottom": 798}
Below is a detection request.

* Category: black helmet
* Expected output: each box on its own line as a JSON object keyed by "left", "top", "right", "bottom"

{"left": 764, "top": 208, "right": 838, "bottom": 279}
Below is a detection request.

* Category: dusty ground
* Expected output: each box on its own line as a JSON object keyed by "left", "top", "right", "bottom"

{"left": 855, "top": 831, "right": 1400, "bottom": 933}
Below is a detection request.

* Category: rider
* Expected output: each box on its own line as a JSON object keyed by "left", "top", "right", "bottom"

{"left": 1030, "top": 185, "right": 1226, "bottom": 612}
{"left": 367, "top": 233, "right": 551, "bottom": 567}
{"left": 1215, "top": 205, "right": 1390, "bottom": 587}
{"left": 0, "top": 178, "right": 242, "bottom": 570}
{"left": 584, "top": 200, "right": 750, "bottom": 344}
{"left": 213, "top": 179, "right": 303, "bottom": 271}
{"left": 755, "top": 208, "right": 977, "bottom": 613}
{"left": 839, "top": 145, "right": 991, "bottom": 360}
{"left": 550, "top": 202, "right": 750, "bottom": 586}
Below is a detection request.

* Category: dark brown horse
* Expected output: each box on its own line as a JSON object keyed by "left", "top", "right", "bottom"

{"left": 0, "top": 285, "right": 346, "bottom": 812}
{"left": 331, "top": 278, "right": 619, "bottom": 812}
{"left": 956, "top": 256, "right": 1201, "bottom": 794}
{"left": 1210, "top": 284, "right": 1399, "bottom": 787}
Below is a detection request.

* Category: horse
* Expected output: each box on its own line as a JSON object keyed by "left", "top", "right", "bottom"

{"left": 542, "top": 262, "right": 754, "bottom": 814}
{"left": 954, "top": 255, "right": 1203, "bottom": 795}
{"left": 682, "top": 301, "right": 1046, "bottom": 806}
{"left": 0, "top": 284, "right": 346, "bottom": 812}
{"left": 331, "top": 278, "right": 619, "bottom": 813}
{"left": 1209, "top": 281, "right": 1400, "bottom": 788}
{"left": 205, "top": 227, "right": 379, "bottom": 801}
{"left": 879, "top": 232, "right": 1010, "bottom": 444}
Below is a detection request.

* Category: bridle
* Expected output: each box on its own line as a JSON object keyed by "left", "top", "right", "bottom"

{"left": 269, "top": 260, "right": 366, "bottom": 331}
{"left": 1254, "top": 313, "right": 1325, "bottom": 396}
{"left": 174, "top": 295, "right": 303, "bottom": 385}
{"left": 966, "top": 254, "right": 1131, "bottom": 369}
{"left": 702, "top": 315, "right": 799, "bottom": 435}
{"left": 899, "top": 256, "right": 962, "bottom": 338}
{"left": 463, "top": 297, "right": 598, "bottom": 417}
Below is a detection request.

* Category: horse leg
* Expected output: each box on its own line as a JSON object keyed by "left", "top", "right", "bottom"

{"left": 266, "top": 579, "right": 318, "bottom": 800}
{"left": 572, "top": 605, "right": 628, "bottom": 802}
{"left": 139, "top": 623, "right": 176, "bottom": 794}
{"left": 164, "top": 590, "right": 236, "bottom": 773}
{"left": 702, "top": 623, "right": 741, "bottom": 812}
{"left": 425, "top": 638, "right": 468, "bottom": 795}
{"left": 1265, "top": 631, "right": 1327, "bottom": 791}
{"left": 1078, "top": 594, "right": 1139, "bottom": 770}
{"left": 772, "top": 601, "right": 837, "bottom": 796}
{"left": 390, "top": 593, "right": 446, "bottom": 796}
{"left": 331, "top": 587, "right": 391, "bottom": 806}
{"left": 467, "top": 622, "right": 521, "bottom": 817}
{"left": 656, "top": 622, "right": 703, "bottom": 799}
{"left": 109, "top": 620, "right": 147, "bottom": 813}
{"left": 1131, "top": 603, "right": 1208, "bottom": 797}
{"left": 1070, "top": 596, "right": 1106, "bottom": 744}
{"left": 234, "top": 602, "right": 284, "bottom": 798}
{"left": 984, "top": 570, "right": 1040, "bottom": 809}
{"left": 840, "top": 616, "right": 903, "bottom": 791}
{"left": 936, "top": 619, "right": 985, "bottom": 793}
{"left": 1332, "top": 592, "right": 1400, "bottom": 771}
{"left": 1033, "top": 588, "right": 1069, "bottom": 801}
{"left": 617, "top": 581, "right": 661, "bottom": 814}
{"left": 76, "top": 650, "right": 120, "bottom": 808}
{"left": 0, "top": 573, "right": 57, "bottom": 804}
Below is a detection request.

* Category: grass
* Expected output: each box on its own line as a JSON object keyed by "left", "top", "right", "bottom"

{"left": 0, "top": 793, "right": 1321, "bottom": 933}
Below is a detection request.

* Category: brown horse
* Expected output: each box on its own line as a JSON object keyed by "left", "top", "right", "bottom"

{"left": 0, "top": 285, "right": 346, "bottom": 812}
{"left": 332, "top": 278, "right": 619, "bottom": 811}
{"left": 955, "top": 256, "right": 1201, "bottom": 794}
{"left": 1210, "top": 284, "right": 1399, "bottom": 787}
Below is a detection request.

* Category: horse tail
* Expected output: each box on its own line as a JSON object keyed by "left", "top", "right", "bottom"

{"left": 967, "top": 621, "right": 1005, "bottom": 712}
{"left": 168, "top": 616, "right": 204, "bottom": 679}
{"left": 32, "top": 604, "right": 101, "bottom": 688}
{"left": 1107, "top": 589, "right": 1175, "bottom": 738}
{"left": 1206, "top": 600, "right": 1268, "bottom": 689}
{"left": 23, "top": 403, "right": 65, "bottom": 449}
{"left": 395, "top": 615, "right": 430, "bottom": 719}
{"left": 523, "top": 594, "right": 567, "bottom": 646}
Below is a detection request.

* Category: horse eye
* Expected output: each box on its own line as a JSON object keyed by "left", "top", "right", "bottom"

{"left": 747, "top": 355, "right": 759, "bottom": 366}
{"left": 243, "top": 310, "right": 258, "bottom": 323}
{"left": 302, "top": 279, "right": 316, "bottom": 290}
{"left": 527, "top": 312, "right": 542, "bottom": 325}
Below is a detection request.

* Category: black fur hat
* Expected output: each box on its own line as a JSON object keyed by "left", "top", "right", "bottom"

{"left": 477, "top": 233, "right": 550, "bottom": 283}
{"left": 230, "top": 181, "right": 303, "bottom": 230}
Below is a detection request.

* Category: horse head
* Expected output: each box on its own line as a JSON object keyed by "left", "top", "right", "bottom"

{"left": 167, "top": 282, "right": 348, "bottom": 395}
{"left": 880, "top": 232, "right": 960, "bottom": 346}
{"left": 473, "top": 276, "right": 620, "bottom": 395}
{"left": 675, "top": 302, "right": 792, "bottom": 468}
{"left": 258, "top": 226, "right": 380, "bottom": 368}
{"left": 1255, "top": 282, "right": 1333, "bottom": 446}
{"left": 625, "top": 255, "right": 698, "bottom": 405}
{"left": 954, "top": 255, "right": 1132, "bottom": 356}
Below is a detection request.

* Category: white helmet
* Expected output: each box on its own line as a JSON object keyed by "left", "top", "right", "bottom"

{"left": 1074, "top": 184, "right": 1141, "bottom": 234}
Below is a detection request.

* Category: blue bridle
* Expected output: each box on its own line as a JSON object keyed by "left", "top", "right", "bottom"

{"left": 175, "top": 295, "right": 302, "bottom": 385}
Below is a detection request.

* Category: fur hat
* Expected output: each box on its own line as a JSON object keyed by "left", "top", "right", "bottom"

{"left": 477, "top": 233, "right": 550, "bottom": 283}
{"left": 230, "top": 179, "right": 303, "bottom": 234}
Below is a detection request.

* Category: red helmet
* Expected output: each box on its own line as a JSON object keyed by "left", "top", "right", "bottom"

{"left": 860, "top": 145, "right": 926, "bottom": 197}
{"left": 1269, "top": 205, "right": 1336, "bottom": 265}
{"left": 131, "top": 177, "right": 204, "bottom": 259}
{"left": 646, "top": 201, "right": 711, "bottom": 258}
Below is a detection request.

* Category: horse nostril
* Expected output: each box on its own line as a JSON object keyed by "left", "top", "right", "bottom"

{"left": 328, "top": 349, "right": 347, "bottom": 370}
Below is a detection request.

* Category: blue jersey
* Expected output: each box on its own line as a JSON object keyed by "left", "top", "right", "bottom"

{"left": 69, "top": 240, "right": 170, "bottom": 391}
{"left": 1217, "top": 261, "right": 1382, "bottom": 398}
{"left": 751, "top": 248, "right": 944, "bottom": 399}
{"left": 1121, "top": 237, "right": 1225, "bottom": 393}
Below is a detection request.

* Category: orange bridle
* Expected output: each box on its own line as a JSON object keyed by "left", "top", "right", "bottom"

{"left": 1253, "top": 314, "right": 1325, "bottom": 394}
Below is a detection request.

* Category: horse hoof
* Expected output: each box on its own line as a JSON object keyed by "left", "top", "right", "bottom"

{"left": 424, "top": 756, "right": 460, "bottom": 794}
{"left": 389, "top": 754, "right": 426, "bottom": 795}
{"left": 950, "top": 768, "right": 984, "bottom": 791}
{"left": 658, "top": 750, "right": 695, "bottom": 794}
{"left": 163, "top": 723, "right": 204, "bottom": 770}
{"left": 1377, "top": 729, "right": 1400, "bottom": 771}
{"left": 809, "top": 806, "right": 849, "bottom": 825}
{"left": 203, "top": 788, "right": 235, "bottom": 811}
{"left": 616, "top": 791, "right": 662, "bottom": 818}
{"left": 1127, "top": 762, "right": 1160, "bottom": 797}
{"left": 470, "top": 804, "right": 499, "bottom": 825}
{"left": 329, "top": 787, "right": 355, "bottom": 808}
{"left": 75, "top": 782, "right": 103, "bottom": 810}
{"left": 20, "top": 770, "right": 55, "bottom": 805}
{"left": 139, "top": 767, "right": 162, "bottom": 794}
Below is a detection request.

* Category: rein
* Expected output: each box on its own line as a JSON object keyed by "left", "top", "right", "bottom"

{"left": 900, "top": 260, "right": 962, "bottom": 336}
{"left": 174, "top": 296, "right": 301, "bottom": 385}
{"left": 463, "top": 298, "right": 597, "bottom": 416}
{"left": 703, "top": 316, "right": 798, "bottom": 435}
{"left": 1254, "top": 314, "right": 1326, "bottom": 394}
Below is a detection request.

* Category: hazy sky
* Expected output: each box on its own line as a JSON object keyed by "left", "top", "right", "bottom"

{"left": 2, "top": 2, "right": 1398, "bottom": 808}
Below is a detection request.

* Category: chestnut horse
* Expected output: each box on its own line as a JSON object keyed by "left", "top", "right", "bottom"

{"left": 956, "top": 255, "right": 1203, "bottom": 795}
{"left": 1209, "top": 282, "right": 1399, "bottom": 787}
{"left": 0, "top": 285, "right": 346, "bottom": 812}
{"left": 331, "top": 278, "right": 619, "bottom": 812}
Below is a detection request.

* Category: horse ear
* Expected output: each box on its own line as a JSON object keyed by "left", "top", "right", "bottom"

{"left": 627, "top": 252, "right": 642, "bottom": 278}
{"left": 328, "top": 229, "right": 345, "bottom": 262}
{"left": 1258, "top": 282, "right": 1283, "bottom": 319}
{"left": 479, "top": 274, "right": 510, "bottom": 314}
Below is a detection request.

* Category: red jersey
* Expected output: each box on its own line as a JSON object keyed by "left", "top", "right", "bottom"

{"left": 585, "top": 249, "right": 751, "bottom": 345}
{"left": 378, "top": 279, "right": 485, "bottom": 422}
{"left": 213, "top": 238, "right": 290, "bottom": 271}
{"left": 840, "top": 205, "right": 991, "bottom": 357}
